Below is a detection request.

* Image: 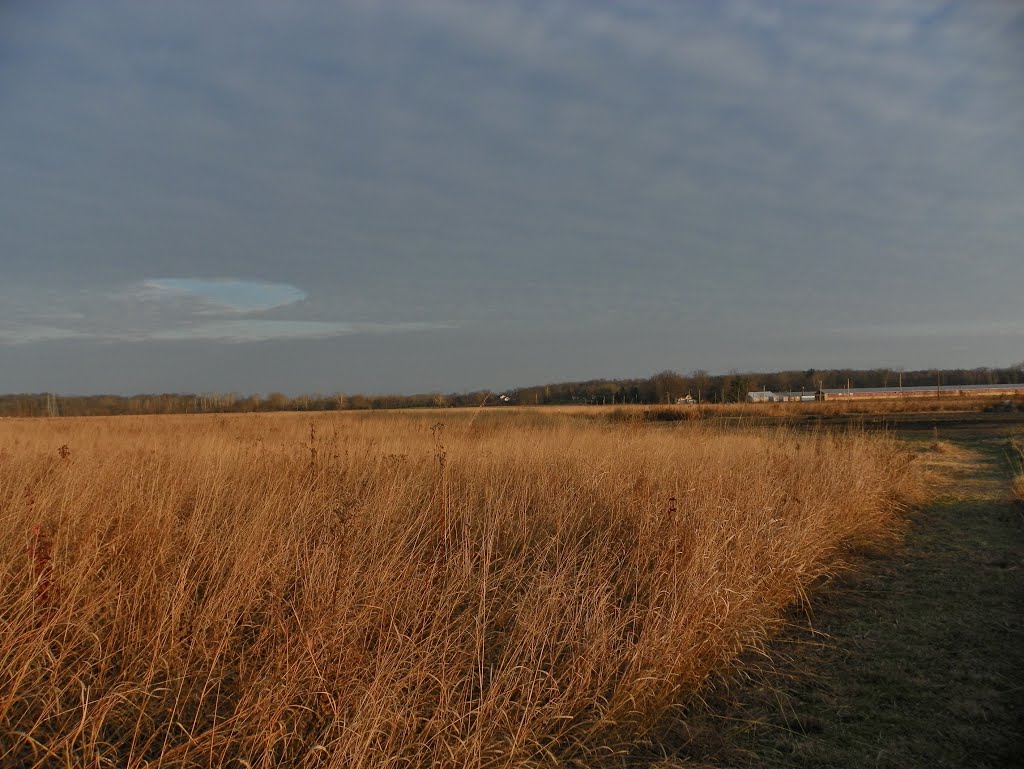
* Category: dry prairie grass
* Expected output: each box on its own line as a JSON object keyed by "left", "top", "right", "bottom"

{"left": 649, "top": 395, "right": 1021, "bottom": 420}
{"left": 0, "top": 411, "right": 920, "bottom": 768}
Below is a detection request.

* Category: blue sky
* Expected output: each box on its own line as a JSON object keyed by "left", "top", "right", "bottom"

{"left": 1, "top": 0, "right": 1021, "bottom": 395}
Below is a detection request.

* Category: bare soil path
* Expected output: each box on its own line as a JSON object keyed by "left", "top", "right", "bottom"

{"left": 688, "top": 431, "right": 1024, "bottom": 768}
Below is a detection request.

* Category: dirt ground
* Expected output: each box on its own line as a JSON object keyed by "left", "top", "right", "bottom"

{"left": 681, "top": 416, "right": 1024, "bottom": 768}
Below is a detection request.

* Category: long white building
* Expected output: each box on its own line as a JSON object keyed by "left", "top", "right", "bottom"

{"left": 748, "top": 383, "right": 1024, "bottom": 403}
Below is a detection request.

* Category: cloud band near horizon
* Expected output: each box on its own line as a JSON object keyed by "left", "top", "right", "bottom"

{"left": 0, "top": 278, "right": 456, "bottom": 344}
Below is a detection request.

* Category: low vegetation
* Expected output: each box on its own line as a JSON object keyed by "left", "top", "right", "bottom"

{"left": 605, "top": 396, "right": 1024, "bottom": 423}
{"left": 687, "top": 434, "right": 1024, "bottom": 768}
{"left": 1010, "top": 437, "right": 1024, "bottom": 502}
{"left": 1, "top": 410, "right": 920, "bottom": 767}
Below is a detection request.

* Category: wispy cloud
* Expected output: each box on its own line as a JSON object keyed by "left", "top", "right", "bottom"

{"left": 0, "top": 325, "right": 89, "bottom": 345}
{"left": 0, "top": 278, "right": 455, "bottom": 344}
{"left": 146, "top": 320, "right": 455, "bottom": 343}
{"left": 137, "top": 278, "right": 307, "bottom": 314}
{"left": 823, "top": 319, "right": 1024, "bottom": 340}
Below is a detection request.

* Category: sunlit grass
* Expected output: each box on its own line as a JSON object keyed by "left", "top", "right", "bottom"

{"left": 0, "top": 410, "right": 920, "bottom": 768}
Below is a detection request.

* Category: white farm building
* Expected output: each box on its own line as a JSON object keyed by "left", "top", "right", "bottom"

{"left": 748, "top": 383, "right": 1024, "bottom": 403}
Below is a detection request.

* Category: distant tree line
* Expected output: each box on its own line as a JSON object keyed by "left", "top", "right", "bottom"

{"left": 3, "top": 364, "right": 1022, "bottom": 417}
{"left": 506, "top": 364, "right": 1024, "bottom": 406}
{"left": 0, "top": 390, "right": 493, "bottom": 418}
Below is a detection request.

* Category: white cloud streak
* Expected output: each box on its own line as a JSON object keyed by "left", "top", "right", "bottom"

{"left": 137, "top": 278, "right": 307, "bottom": 313}
{"left": 0, "top": 279, "right": 455, "bottom": 344}
{"left": 146, "top": 320, "right": 455, "bottom": 343}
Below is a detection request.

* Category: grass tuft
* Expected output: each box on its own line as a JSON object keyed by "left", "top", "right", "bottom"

{"left": 1008, "top": 438, "right": 1024, "bottom": 502}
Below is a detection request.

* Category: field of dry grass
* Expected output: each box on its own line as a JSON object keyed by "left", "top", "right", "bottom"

{"left": 605, "top": 394, "right": 1023, "bottom": 422}
{"left": 1, "top": 410, "right": 920, "bottom": 768}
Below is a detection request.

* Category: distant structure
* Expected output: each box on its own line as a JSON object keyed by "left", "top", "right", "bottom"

{"left": 675, "top": 394, "right": 696, "bottom": 405}
{"left": 747, "top": 390, "right": 815, "bottom": 403}
{"left": 747, "top": 383, "right": 1024, "bottom": 403}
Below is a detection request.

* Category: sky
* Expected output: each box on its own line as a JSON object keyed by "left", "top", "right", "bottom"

{"left": 1, "top": 0, "right": 1022, "bottom": 396}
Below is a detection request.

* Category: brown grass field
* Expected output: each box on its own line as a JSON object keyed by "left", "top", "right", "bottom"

{"left": 607, "top": 393, "right": 1023, "bottom": 422}
{"left": 1, "top": 409, "right": 922, "bottom": 768}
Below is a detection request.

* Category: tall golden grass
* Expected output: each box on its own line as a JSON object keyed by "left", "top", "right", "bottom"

{"left": 1, "top": 410, "right": 919, "bottom": 768}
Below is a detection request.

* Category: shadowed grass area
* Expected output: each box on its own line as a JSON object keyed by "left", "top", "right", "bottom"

{"left": 685, "top": 431, "right": 1024, "bottom": 768}
{"left": 1009, "top": 437, "right": 1024, "bottom": 502}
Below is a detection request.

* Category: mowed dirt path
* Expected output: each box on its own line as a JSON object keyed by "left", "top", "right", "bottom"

{"left": 689, "top": 432, "right": 1024, "bottom": 768}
